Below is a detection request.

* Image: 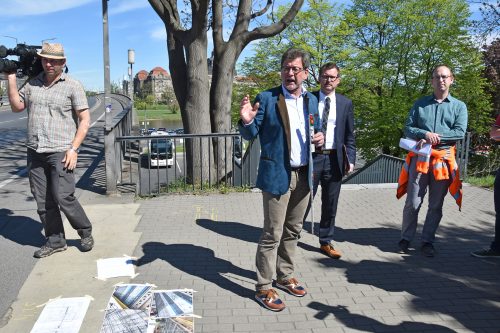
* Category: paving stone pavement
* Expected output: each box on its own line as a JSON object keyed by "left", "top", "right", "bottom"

{"left": 2, "top": 183, "right": 499, "bottom": 332}
{"left": 131, "top": 185, "right": 500, "bottom": 333}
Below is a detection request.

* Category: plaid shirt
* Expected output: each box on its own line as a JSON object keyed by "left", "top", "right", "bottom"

{"left": 20, "top": 72, "right": 88, "bottom": 153}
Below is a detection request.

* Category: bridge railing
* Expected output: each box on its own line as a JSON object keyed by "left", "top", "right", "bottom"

{"left": 103, "top": 93, "right": 134, "bottom": 194}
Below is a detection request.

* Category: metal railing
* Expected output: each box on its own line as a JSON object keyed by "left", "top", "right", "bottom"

{"left": 103, "top": 93, "right": 134, "bottom": 194}
{"left": 344, "top": 132, "right": 471, "bottom": 184}
{"left": 113, "top": 132, "right": 257, "bottom": 196}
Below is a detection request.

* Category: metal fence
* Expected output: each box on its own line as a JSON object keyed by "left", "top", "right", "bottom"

{"left": 113, "top": 132, "right": 257, "bottom": 196}
{"left": 343, "top": 132, "right": 471, "bottom": 184}
{"left": 103, "top": 93, "right": 134, "bottom": 194}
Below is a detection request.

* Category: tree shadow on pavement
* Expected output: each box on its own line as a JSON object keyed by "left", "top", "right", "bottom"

{"left": 308, "top": 302, "right": 457, "bottom": 333}
{"left": 135, "top": 242, "right": 256, "bottom": 298}
{"left": 196, "top": 219, "right": 261, "bottom": 243}
{"left": 0, "top": 208, "right": 44, "bottom": 247}
{"left": 317, "top": 255, "right": 500, "bottom": 332}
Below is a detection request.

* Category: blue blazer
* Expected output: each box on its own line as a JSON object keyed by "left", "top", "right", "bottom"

{"left": 239, "top": 86, "right": 320, "bottom": 195}
{"left": 314, "top": 91, "right": 356, "bottom": 176}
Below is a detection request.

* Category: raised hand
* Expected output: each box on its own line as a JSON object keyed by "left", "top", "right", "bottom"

{"left": 240, "top": 94, "right": 259, "bottom": 125}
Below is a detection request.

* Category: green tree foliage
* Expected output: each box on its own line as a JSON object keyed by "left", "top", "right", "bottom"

{"left": 243, "top": 0, "right": 492, "bottom": 160}
{"left": 240, "top": 0, "right": 348, "bottom": 90}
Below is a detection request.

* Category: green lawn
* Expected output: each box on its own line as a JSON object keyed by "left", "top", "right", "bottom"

{"left": 135, "top": 108, "right": 182, "bottom": 121}
{"left": 465, "top": 175, "right": 495, "bottom": 189}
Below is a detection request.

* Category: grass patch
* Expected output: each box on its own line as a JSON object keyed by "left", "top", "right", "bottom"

{"left": 135, "top": 108, "right": 181, "bottom": 121}
{"left": 465, "top": 175, "right": 495, "bottom": 189}
{"left": 147, "top": 177, "right": 251, "bottom": 195}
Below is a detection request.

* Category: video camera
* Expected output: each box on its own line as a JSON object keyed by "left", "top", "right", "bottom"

{"left": 0, "top": 43, "right": 43, "bottom": 77}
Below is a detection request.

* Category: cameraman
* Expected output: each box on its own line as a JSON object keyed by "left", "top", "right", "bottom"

{"left": 5, "top": 43, "right": 94, "bottom": 258}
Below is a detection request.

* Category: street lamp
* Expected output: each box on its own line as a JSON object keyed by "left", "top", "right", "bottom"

{"left": 128, "top": 49, "right": 134, "bottom": 99}
{"left": 128, "top": 49, "right": 137, "bottom": 128}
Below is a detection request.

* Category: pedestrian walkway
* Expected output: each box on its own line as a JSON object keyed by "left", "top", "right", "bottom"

{"left": 2, "top": 184, "right": 500, "bottom": 332}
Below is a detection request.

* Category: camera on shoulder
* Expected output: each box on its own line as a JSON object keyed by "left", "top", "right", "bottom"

{"left": 0, "top": 43, "right": 43, "bottom": 77}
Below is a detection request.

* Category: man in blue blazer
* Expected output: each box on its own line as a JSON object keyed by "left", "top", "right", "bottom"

{"left": 239, "top": 48, "right": 323, "bottom": 312}
{"left": 306, "top": 62, "right": 356, "bottom": 259}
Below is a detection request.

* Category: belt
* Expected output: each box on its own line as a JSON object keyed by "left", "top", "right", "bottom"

{"left": 290, "top": 165, "right": 308, "bottom": 172}
{"left": 315, "top": 149, "right": 337, "bottom": 155}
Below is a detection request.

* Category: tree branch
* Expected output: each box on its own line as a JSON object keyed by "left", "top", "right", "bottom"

{"left": 251, "top": 0, "right": 273, "bottom": 19}
{"left": 148, "top": 0, "right": 184, "bottom": 33}
{"left": 243, "top": 0, "right": 304, "bottom": 44}
{"left": 212, "top": 0, "right": 224, "bottom": 48}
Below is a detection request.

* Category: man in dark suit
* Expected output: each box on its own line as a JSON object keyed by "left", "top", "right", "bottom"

{"left": 239, "top": 48, "right": 323, "bottom": 312}
{"left": 306, "top": 62, "right": 356, "bottom": 259}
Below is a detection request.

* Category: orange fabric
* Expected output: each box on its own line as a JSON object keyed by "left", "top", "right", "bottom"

{"left": 396, "top": 146, "right": 462, "bottom": 210}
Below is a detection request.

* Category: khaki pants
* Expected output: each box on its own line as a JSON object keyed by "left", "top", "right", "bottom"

{"left": 255, "top": 167, "right": 310, "bottom": 291}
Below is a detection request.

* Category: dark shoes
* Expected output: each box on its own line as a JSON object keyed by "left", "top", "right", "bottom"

{"left": 255, "top": 288, "right": 286, "bottom": 312}
{"left": 34, "top": 244, "right": 68, "bottom": 258}
{"left": 421, "top": 242, "right": 435, "bottom": 257}
{"left": 275, "top": 277, "right": 307, "bottom": 297}
{"left": 320, "top": 244, "right": 342, "bottom": 259}
{"left": 81, "top": 235, "right": 94, "bottom": 252}
{"left": 398, "top": 239, "right": 410, "bottom": 254}
{"left": 471, "top": 248, "right": 500, "bottom": 258}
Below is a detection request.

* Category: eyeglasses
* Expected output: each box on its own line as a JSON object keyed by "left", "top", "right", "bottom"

{"left": 282, "top": 66, "right": 305, "bottom": 74}
{"left": 433, "top": 75, "right": 451, "bottom": 80}
{"left": 321, "top": 75, "right": 339, "bottom": 81}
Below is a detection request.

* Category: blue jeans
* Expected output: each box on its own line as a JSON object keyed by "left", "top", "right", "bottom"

{"left": 28, "top": 149, "right": 92, "bottom": 248}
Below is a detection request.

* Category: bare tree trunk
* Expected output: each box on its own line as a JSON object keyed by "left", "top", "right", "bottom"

{"left": 209, "top": 44, "right": 240, "bottom": 183}
{"left": 149, "top": 0, "right": 304, "bottom": 185}
{"left": 184, "top": 38, "right": 212, "bottom": 184}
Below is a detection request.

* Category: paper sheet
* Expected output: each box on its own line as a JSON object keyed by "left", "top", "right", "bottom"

{"left": 399, "top": 138, "right": 431, "bottom": 157}
{"left": 30, "top": 297, "right": 91, "bottom": 333}
{"left": 97, "top": 256, "right": 136, "bottom": 280}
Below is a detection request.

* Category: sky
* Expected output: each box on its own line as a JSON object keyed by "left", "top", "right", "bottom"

{"left": 0, "top": 0, "right": 493, "bottom": 91}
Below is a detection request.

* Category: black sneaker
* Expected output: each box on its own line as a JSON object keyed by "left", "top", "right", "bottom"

{"left": 81, "top": 235, "right": 94, "bottom": 252}
{"left": 398, "top": 239, "right": 410, "bottom": 253}
{"left": 421, "top": 242, "right": 435, "bottom": 257}
{"left": 34, "top": 244, "right": 68, "bottom": 258}
{"left": 471, "top": 248, "right": 500, "bottom": 258}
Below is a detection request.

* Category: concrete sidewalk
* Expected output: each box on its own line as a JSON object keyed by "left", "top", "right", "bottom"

{"left": 2, "top": 185, "right": 500, "bottom": 333}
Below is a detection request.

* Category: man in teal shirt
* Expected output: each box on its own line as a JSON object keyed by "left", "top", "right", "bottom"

{"left": 398, "top": 64, "right": 468, "bottom": 257}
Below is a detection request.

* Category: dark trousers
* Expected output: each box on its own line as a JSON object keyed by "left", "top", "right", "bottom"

{"left": 28, "top": 149, "right": 92, "bottom": 248}
{"left": 493, "top": 168, "right": 500, "bottom": 251}
{"left": 304, "top": 151, "right": 342, "bottom": 245}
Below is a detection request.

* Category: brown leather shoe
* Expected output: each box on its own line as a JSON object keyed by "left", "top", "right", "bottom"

{"left": 275, "top": 277, "right": 307, "bottom": 297}
{"left": 320, "top": 244, "right": 342, "bottom": 259}
{"left": 255, "top": 289, "right": 286, "bottom": 311}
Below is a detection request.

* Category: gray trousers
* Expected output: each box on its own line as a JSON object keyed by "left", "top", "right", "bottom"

{"left": 255, "top": 167, "right": 310, "bottom": 291}
{"left": 28, "top": 149, "right": 92, "bottom": 248}
{"left": 401, "top": 156, "right": 450, "bottom": 244}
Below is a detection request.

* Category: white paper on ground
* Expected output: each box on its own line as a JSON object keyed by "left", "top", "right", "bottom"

{"left": 399, "top": 138, "right": 431, "bottom": 156}
{"left": 96, "top": 256, "right": 136, "bottom": 280}
{"left": 30, "top": 297, "right": 91, "bottom": 333}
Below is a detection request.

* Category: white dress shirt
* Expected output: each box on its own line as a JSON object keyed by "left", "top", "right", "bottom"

{"left": 282, "top": 85, "right": 309, "bottom": 167}
{"left": 318, "top": 91, "right": 336, "bottom": 150}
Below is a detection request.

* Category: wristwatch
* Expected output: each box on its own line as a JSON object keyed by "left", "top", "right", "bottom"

{"left": 69, "top": 146, "right": 80, "bottom": 153}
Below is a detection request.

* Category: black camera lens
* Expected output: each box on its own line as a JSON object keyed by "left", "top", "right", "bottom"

{"left": 0, "top": 59, "right": 18, "bottom": 73}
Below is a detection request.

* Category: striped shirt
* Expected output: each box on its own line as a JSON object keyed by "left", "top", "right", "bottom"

{"left": 20, "top": 72, "right": 88, "bottom": 153}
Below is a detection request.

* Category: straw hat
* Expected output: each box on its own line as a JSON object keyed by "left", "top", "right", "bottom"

{"left": 37, "top": 43, "right": 66, "bottom": 60}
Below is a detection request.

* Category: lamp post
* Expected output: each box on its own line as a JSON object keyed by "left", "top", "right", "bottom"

{"left": 128, "top": 49, "right": 134, "bottom": 99}
{"left": 128, "top": 49, "right": 137, "bottom": 128}
{"left": 102, "top": 0, "right": 117, "bottom": 195}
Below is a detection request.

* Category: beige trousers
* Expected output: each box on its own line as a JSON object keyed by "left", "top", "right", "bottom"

{"left": 255, "top": 167, "right": 310, "bottom": 291}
